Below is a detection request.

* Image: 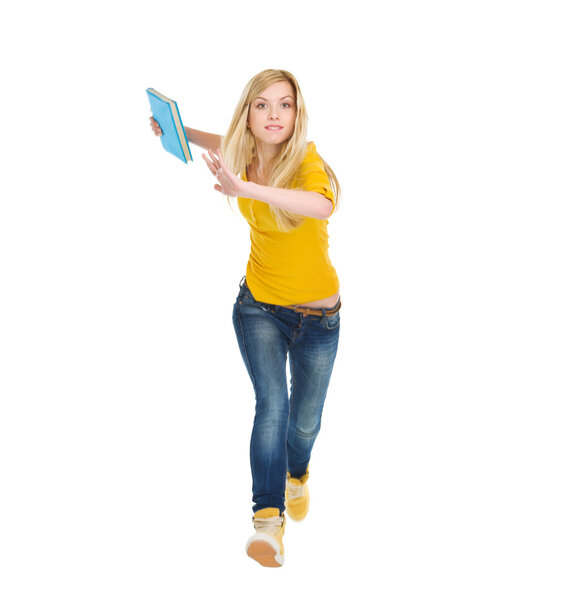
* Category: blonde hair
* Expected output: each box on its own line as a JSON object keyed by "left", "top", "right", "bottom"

{"left": 221, "top": 69, "right": 340, "bottom": 231}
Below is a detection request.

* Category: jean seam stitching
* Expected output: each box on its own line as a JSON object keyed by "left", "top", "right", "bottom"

{"left": 235, "top": 307, "right": 258, "bottom": 392}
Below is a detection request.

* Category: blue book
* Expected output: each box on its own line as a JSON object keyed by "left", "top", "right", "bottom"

{"left": 146, "top": 88, "right": 193, "bottom": 163}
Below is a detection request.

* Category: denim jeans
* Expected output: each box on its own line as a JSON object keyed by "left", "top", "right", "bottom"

{"left": 232, "top": 279, "right": 340, "bottom": 514}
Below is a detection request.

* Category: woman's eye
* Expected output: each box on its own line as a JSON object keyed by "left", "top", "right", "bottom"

{"left": 256, "top": 103, "right": 266, "bottom": 109}
{"left": 281, "top": 103, "right": 290, "bottom": 108}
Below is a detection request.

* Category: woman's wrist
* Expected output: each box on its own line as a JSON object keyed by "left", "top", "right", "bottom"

{"left": 241, "top": 180, "right": 260, "bottom": 200}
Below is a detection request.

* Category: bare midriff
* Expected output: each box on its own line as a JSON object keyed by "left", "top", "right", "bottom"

{"left": 289, "top": 290, "right": 340, "bottom": 309}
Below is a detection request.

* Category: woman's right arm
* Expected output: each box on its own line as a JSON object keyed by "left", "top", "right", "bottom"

{"left": 149, "top": 117, "right": 221, "bottom": 152}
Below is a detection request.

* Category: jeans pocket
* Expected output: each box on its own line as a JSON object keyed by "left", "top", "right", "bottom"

{"left": 323, "top": 311, "right": 340, "bottom": 330}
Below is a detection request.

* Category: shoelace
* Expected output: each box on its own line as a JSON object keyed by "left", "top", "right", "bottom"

{"left": 253, "top": 516, "right": 284, "bottom": 536}
{"left": 286, "top": 480, "right": 305, "bottom": 500}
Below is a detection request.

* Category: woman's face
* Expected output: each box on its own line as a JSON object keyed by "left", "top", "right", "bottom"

{"left": 247, "top": 80, "right": 297, "bottom": 146}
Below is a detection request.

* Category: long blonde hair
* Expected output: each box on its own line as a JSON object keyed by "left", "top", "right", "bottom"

{"left": 221, "top": 69, "right": 340, "bottom": 231}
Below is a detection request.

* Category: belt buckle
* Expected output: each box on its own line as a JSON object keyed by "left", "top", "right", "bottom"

{"left": 293, "top": 305, "right": 321, "bottom": 317}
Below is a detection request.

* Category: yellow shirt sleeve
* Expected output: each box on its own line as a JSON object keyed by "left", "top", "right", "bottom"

{"left": 292, "top": 142, "right": 335, "bottom": 211}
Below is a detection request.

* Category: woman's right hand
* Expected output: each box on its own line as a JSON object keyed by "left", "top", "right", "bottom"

{"left": 149, "top": 116, "right": 163, "bottom": 136}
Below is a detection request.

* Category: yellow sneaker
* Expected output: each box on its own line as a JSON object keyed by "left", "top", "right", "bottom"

{"left": 245, "top": 508, "right": 285, "bottom": 567}
{"left": 285, "top": 471, "right": 310, "bottom": 521}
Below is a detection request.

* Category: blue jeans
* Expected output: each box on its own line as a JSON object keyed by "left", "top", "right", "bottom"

{"left": 232, "top": 279, "right": 340, "bottom": 514}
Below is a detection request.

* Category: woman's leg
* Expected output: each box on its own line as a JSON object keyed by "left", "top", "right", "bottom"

{"left": 287, "top": 311, "right": 340, "bottom": 479}
{"left": 233, "top": 288, "right": 291, "bottom": 514}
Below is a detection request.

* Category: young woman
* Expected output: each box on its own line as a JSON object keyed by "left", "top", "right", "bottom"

{"left": 150, "top": 69, "right": 341, "bottom": 568}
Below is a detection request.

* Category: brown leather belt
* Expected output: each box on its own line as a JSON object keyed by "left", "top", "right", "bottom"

{"left": 282, "top": 300, "right": 341, "bottom": 317}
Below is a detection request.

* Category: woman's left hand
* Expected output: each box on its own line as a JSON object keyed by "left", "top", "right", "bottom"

{"left": 202, "top": 149, "right": 243, "bottom": 197}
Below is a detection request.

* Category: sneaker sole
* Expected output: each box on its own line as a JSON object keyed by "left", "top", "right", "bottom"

{"left": 246, "top": 534, "right": 284, "bottom": 567}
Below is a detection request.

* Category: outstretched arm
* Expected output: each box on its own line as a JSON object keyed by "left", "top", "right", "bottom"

{"left": 149, "top": 117, "right": 222, "bottom": 152}
{"left": 202, "top": 149, "right": 333, "bottom": 220}
{"left": 184, "top": 127, "right": 222, "bottom": 152}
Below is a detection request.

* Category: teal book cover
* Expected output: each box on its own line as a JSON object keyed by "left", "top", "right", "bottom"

{"left": 146, "top": 88, "right": 193, "bottom": 163}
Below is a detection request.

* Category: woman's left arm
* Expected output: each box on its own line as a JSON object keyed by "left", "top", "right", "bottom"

{"left": 203, "top": 149, "right": 333, "bottom": 220}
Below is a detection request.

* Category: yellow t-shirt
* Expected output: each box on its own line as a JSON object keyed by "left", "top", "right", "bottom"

{"left": 237, "top": 142, "right": 340, "bottom": 305}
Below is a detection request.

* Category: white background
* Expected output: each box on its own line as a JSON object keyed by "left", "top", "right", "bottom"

{"left": 1, "top": 1, "right": 567, "bottom": 598}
